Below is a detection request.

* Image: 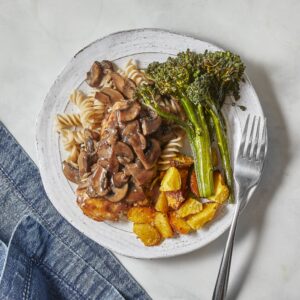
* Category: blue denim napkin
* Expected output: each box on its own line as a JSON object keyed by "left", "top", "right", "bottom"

{"left": 0, "top": 122, "right": 151, "bottom": 300}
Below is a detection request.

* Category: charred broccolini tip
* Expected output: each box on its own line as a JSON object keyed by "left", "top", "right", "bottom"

{"left": 136, "top": 49, "right": 245, "bottom": 201}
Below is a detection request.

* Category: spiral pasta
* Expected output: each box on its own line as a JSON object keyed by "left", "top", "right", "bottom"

{"left": 61, "top": 129, "right": 83, "bottom": 151}
{"left": 124, "top": 59, "right": 147, "bottom": 86}
{"left": 70, "top": 90, "right": 106, "bottom": 129}
{"left": 55, "top": 113, "right": 82, "bottom": 132}
{"left": 158, "top": 98, "right": 183, "bottom": 116}
{"left": 158, "top": 134, "right": 184, "bottom": 171}
{"left": 66, "top": 145, "right": 80, "bottom": 164}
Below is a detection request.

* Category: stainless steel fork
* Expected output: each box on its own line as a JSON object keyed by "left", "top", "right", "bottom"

{"left": 212, "top": 114, "right": 267, "bottom": 300}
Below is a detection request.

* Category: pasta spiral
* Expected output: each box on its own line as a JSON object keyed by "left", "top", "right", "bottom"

{"left": 66, "top": 145, "right": 80, "bottom": 164}
{"left": 70, "top": 90, "right": 105, "bottom": 129}
{"left": 158, "top": 98, "right": 183, "bottom": 116}
{"left": 61, "top": 129, "right": 85, "bottom": 151}
{"left": 124, "top": 59, "right": 147, "bottom": 86}
{"left": 158, "top": 134, "right": 184, "bottom": 171}
{"left": 55, "top": 113, "right": 82, "bottom": 132}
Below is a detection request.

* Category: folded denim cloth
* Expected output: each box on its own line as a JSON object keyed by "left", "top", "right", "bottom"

{"left": 0, "top": 122, "right": 150, "bottom": 300}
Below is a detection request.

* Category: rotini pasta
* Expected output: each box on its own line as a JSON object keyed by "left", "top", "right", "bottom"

{"left": 158, "top": 98, "right": 182, "bottom": 116}
{"left": 66, "top": 145, "right": 80, "bottom": 164}
{"left": 55, "top": 113, "right": 82, "bottom": 132}
{"left": 69, "top": 90, "right": 106, "bottom": 129}
{"left": 60, "top": 129, "right": 85, "bottom": 151}
{"left": 158, "top": 134, "right": 184, "bottom": 171}
{"left": 124, "top": 59, "right": 147, "bottom": 86}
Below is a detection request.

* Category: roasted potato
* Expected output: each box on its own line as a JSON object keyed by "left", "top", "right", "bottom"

{"left": 170, "top": 154, "right": 194, "bottom": 169}
{"left": 176, "top": 197, "right": 203, "bottom": 218}
{"left": 208, "top": 171, "right": 230, "bottom": 204}
{"left": 165, "top": 190, "right": 185, "bottom": 210}
{"left": 179, "top": 168, "right": 189, "bottom": 194}
{"left": 127, "top": 207, "right": 155, "bottom": 223}
{"left": 186, "top": 203, "right": 219, "bottom": 230}
{"left": 155, "top": 191, "right": 169, "bottom": 213}
{"left": 154, "top": 212, "right": 173, "bottom": 238}
{"left": 169, "top": 212, "right": 192, "bottom": 234}
{"left": 160, "top": 167, "right": 181, "bottom": 192}
{"left": 133, "top": 223, "right": 161, "bottom": 246}
{"left": 78, "top": 198, "right": 126, "bottom": 221}
{"left": 190, "top": 169, "right": 200, "bottom": 197}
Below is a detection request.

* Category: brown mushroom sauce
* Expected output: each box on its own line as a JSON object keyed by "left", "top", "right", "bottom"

{"left": 63, "top": 59, "right": 173, "bottom": 222}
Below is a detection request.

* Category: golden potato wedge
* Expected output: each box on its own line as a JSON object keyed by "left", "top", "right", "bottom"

{"left": 186, "top": 203, "right": 219, "bottom": 230}
{"left": 170, "top": 154, "right": 194, "bottom": 169}
{"left": 160, "top": 167, "right": 181, "bottom": 192}
{"left": 133, "top": 223, "right": 161, "bottom": 246}
{"left": 169, "top": 212, "right": 192, "bottom": 234}
{"left": 208, "top": 171, "right": 230, "bottom": 204}
{"left": 176, "top": 197, "right": 203, "bottom": 218}
{"left": 127, "top": 207, "right": 155, "bottom": 224}
{"left": 165, "top": 190, "right": 185, "bottom": 210}
{"left": 155, "top": 192, "right": 169, "bottom": 213}
{"left": 154, "top": 212, "right": 173, "bottom": 238}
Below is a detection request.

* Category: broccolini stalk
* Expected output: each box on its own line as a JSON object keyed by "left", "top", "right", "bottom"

{"left": 136, "top": 50, "right": 245, "bottom": 201}
{"left": 206, "top": 99, "right": 234, "bottom": 201}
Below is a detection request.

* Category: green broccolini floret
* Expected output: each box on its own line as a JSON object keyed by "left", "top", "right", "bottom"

{"left": 136, "top": 49, "right": 245, "bottom": 201}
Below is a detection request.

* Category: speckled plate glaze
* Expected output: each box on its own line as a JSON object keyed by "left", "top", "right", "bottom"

{"left": 36, "top": 29, "right": 266, "bottom": 259}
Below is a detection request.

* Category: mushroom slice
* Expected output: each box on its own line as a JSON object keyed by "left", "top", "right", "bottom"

{"left": 115, "top": 141, "right": 134, "bottom": 164}
{"left": 113, "top": 171, "right": 129, "bottom": 187}
{"left": 118, "top": 101, "right": 141, "bottom": 122}
{"left": 100, "top": 60, "right": 114, "bottom": 73}
{"left": 122, "top": 78, "right": 136, "bottom": 99}
{"left": 86, "top": 61, "right": 103, "bottom": 87}
{"left": 62, "top": 161, "right": 80, "bottom": 183}
{"left": 126, "top": 184, "right": 146, "bottom": 203}
{"left": 111, "top": 72, "right": 126, "bottom": 92}
{"left": 112, "top": 100, "right": 130, "bottom": 111}
{"left": 141, "top": 112, "right": 162, "bottom": 135}
{"left": 97, "top": 142, "right": 113, "bottom": 160}
{"left": 97, "top": 145, "right": 119, "bottom": 174}
{"left": 130, "top": 138, "right": 161, "bottom": 170}
{"left": 105, "top": 183, "right": 128, "bottom": 202}
{"left": 84, "top": 128, "right": 100, "bottom": 141}
{"left": 97, "top": 141, "right": 119, "bottom": 173}
{"left": 126, "top": 162, "right": 157, "bottom": 186}
{"left": 85, "top": 138, "right": 95, "bottom": 155}
{"left": 101, "top": 87, "right": 124, "bottom": 103}
{"left": 126, "top": 132, "right": 147, "bottom": 151}
{"left": 137, "top": 133, "right": 147, "bottom": 150}
{"left": 143, "top": 138, "right": 161, "bottom": 169}
{"left": 90, "top": 164, "right": 109, "bottom": 196}
{"left": 121, "top": 120, "right": 140, "bottom": 138}
{"left": 94, "top": 91, "right": 111, "bottom": 105}
{"left": 78, "top": 149, "right": 90, "bottom": 178}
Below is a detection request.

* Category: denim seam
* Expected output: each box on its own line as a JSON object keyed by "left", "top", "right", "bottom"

{"left": 32, "top": 258, "right": 84, "bottom": 300}
{"left": 22, "top": 258, "right": 33, "bottom": 300}
{"left": 0, "top": 165, "right": 125, "bottom": 299}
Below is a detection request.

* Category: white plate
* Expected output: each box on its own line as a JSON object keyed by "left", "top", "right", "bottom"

{"left": 36, "top": 29, "right": 266, "bottom": 259}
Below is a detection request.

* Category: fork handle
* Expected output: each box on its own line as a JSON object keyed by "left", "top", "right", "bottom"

{"left": 212, "top": 200, "right": 242, "bottom": 300}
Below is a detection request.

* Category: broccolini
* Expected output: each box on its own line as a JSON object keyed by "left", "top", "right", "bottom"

{"left": 136, "top": 49, "right": 245, "bottom": 201}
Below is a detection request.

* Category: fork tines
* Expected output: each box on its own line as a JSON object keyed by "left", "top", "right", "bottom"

{"left": 239, "top": 114, "right": 267, "bottom": 161}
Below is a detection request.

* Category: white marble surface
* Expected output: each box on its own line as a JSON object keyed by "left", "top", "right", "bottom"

{"left": 0, "top": 0, "right": 299, "bottom": 299}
